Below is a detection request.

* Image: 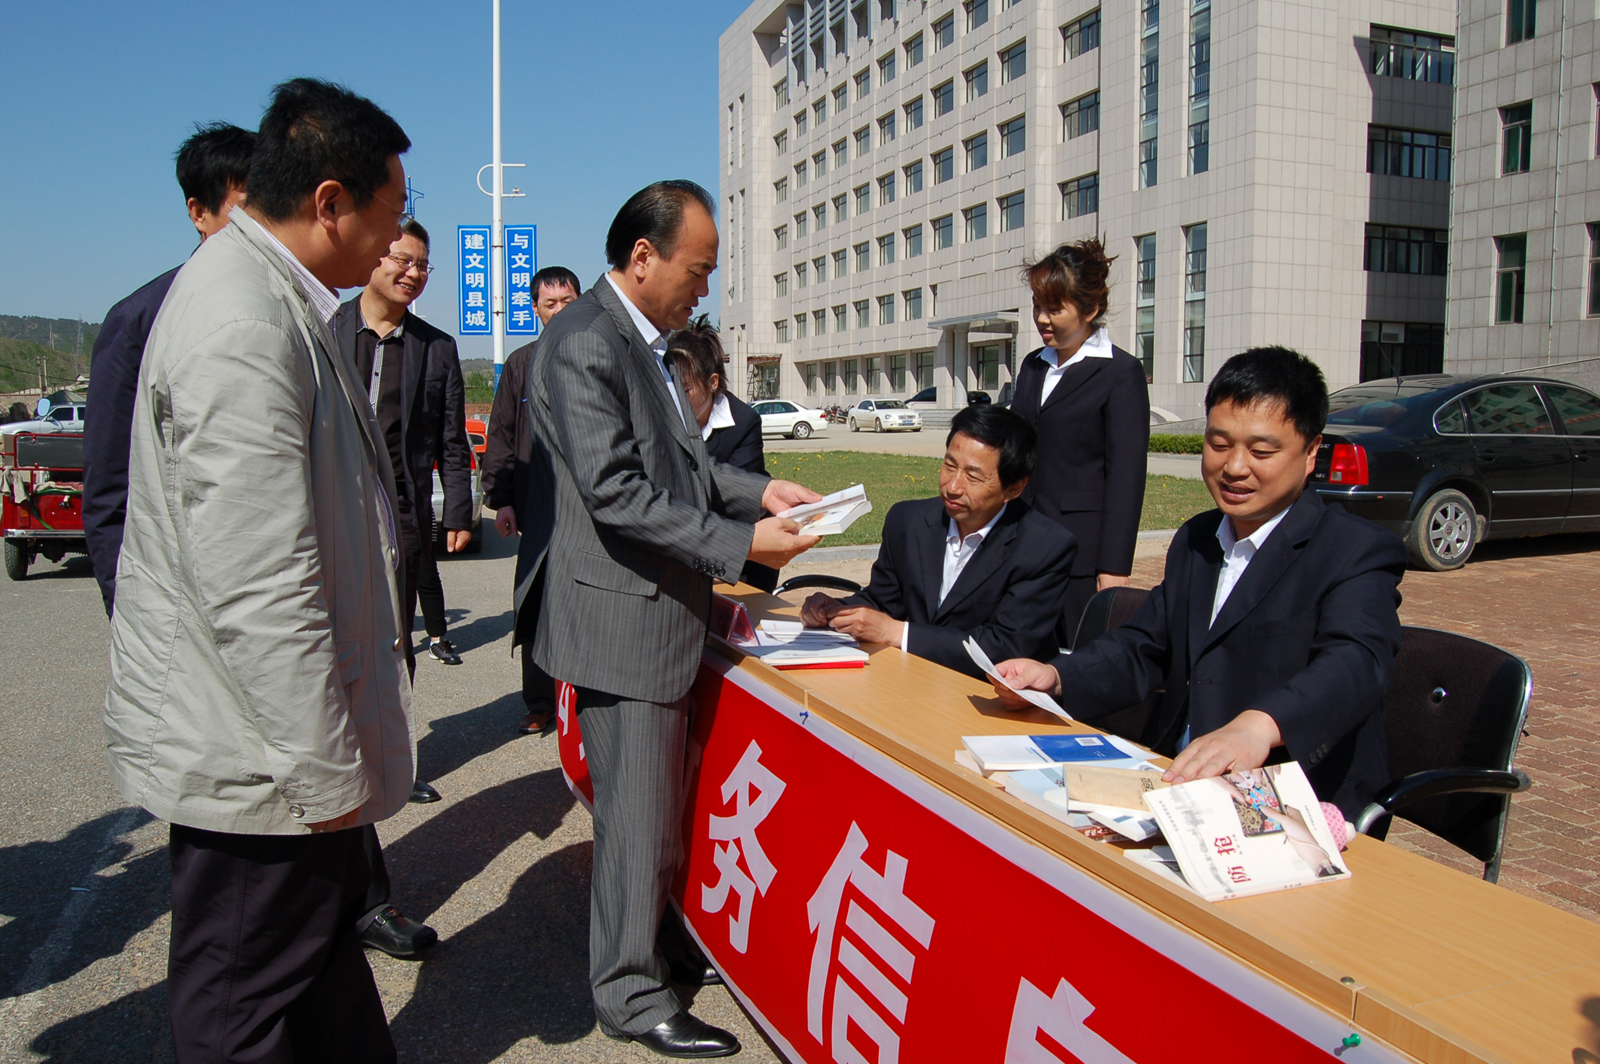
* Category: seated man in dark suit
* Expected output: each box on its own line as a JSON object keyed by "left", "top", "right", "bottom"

{"left": 801, "top": 405, "right": 1077, "bottom": 678}
{"left": 991, "top": 347, "right": 1408, "bottom": 818}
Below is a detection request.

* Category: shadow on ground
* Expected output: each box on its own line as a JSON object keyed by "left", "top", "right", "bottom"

{"left": 29, "top": 980, "right": 174, "bottom": 1063}
{"left": 415, "top": 692, "right": 535, "bottom": 785}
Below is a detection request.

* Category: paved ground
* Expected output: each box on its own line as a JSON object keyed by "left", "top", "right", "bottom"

{"left": 0, "top": 514, "right": 1593, "bottom": 1062}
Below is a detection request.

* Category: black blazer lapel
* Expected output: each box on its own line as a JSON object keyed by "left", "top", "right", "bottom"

{"left": 933, "top": 504, "right": 1022, "bottom": 621}
{"left": 905, "top": 502, "right": 946, "bottom": 619}
{"left": 1013, "top": 351, "right": 1046, "bottom": 420}
{"left": 400, "top": 317, "right": 426, "bottom": 443}
{"left": 1038, "top": 354, "right": 1111, "bottom": 416}
{"left": 1185, "top": 512, "right": 1225, "bottom": 670}
{"left": 1197, "top": 492, "right": 1325, "bottom": 657}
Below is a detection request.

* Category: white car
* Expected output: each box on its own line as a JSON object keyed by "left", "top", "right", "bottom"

{"left": 752, "top": 400, "right": 827, "bottom": 440}
{"left": 847, "top": 398, "right": 922, "bottom": 433}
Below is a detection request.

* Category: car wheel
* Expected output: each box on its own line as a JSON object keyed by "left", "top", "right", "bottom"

{"left": 1407, "top": 489, "right": 1478, "bottom": 571}
{"left": 4, "top": 540, "right": 27, "bottom": 581}
{"left": 793, "top": 421, "right": 812, "bottom": 439}
{"left": 913, "top": 427, "right": 922, "bottom": 432}
{"left": 849, "top": 418, "right": 859, "bottom": 432}
{"left": 874, "top": 418, "right": 883, "bottom": 433}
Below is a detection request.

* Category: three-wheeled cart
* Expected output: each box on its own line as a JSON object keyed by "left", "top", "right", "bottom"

{"left": 1, "top": 430, "right": 86, "bottom": 580}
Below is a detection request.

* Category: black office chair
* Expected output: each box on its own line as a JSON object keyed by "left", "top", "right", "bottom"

{"left": 774, "top": 574, "right": 862, "bottom": 595}
{"left": 1356, "top": 625, "right": 1533, "bottom": 883}
{"left": 1069, "top": 587, "right": 1164, "bottom": 748}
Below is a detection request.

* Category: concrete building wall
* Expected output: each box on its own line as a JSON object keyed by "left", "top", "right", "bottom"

{"left": 720, "top": 0, "right": 1457, "bottom": 416}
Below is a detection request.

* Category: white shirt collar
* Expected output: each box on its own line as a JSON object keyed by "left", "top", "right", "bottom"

{"left": 1037, "top": 325, "right": 1113, "bottom": 370}
{"left": 1217, "top": 504, "right": 1292, "bottom": 557}
{"left": 701, "top": 392, "right": 736, "bottom": 440}
{"left": 237, "top": 211, "right": 342, "bottom": 324}
{"left": 947, "top": 502, "right": 1007, "bottom": 547}
{"left": 604, "top": 273, "right": 666, "bottom": 351}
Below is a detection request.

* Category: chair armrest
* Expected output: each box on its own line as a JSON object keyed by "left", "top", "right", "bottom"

{"left": 1355, "top": 768, "right": 1532, "bottom": 835}
{"left": 774, "top": 574, "right": 862, "bottom": 595}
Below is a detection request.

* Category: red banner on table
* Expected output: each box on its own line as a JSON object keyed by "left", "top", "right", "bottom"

{"left": 560, "top": 656, "right": 1399, "bottom": 1063}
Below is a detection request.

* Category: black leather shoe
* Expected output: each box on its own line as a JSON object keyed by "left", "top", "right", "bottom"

{"left": 409, "top": 780, "right": 441, "bottom": 804}
{"left": 668, "top": 957, "right": 724, "bottom": 987}
{"left": 359, "top": 906, "right": 438, "bottom": 958}
{"left": 610, "top": 1012, "right": 739, "bottom": 1059}
{"left": 425, "top": 638, "right": 463, "bottom": 665}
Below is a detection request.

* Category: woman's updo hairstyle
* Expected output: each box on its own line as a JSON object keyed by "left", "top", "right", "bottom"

{"left": 1022, "top": 237, "right": 1115, "bottom": 325}
{"left": 666, "top": 315, "right": 730, "bottom": 397}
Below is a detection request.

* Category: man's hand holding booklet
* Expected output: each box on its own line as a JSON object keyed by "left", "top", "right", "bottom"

{"left": 776, "top": 484, "right": 872, "bottom": 536}
{"left": 963, "top": 637, "right": 1071, "bottom": 719}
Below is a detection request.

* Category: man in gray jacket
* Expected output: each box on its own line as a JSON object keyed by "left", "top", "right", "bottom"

{"left": 105, "top": 78, "right": 413, "bottom": 1063}
{"left": 515, "top": 181, "right": 820, "bottom": 1058}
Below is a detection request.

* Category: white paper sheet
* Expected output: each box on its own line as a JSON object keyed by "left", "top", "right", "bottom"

{"left": 963, "top": 637, "right": 1073, "bottom": 720}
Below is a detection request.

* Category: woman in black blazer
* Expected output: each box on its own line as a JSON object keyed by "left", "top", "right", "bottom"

{"left": 666, "top": 318, "right": 780, "bottom": 592}
{"left": 1011, "top": 239, "right": 1150, "bottom": 646}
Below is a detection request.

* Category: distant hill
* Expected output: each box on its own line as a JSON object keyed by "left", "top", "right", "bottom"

{"left": 0, "top": 337, "right": 88, "bottom": 395}
{"left": 0, "top": 315, "right": 101, "bottom": 359}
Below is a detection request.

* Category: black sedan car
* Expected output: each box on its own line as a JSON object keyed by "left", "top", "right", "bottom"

{"left": 1311, "top": 374, "right": 1600, "bottom": 570}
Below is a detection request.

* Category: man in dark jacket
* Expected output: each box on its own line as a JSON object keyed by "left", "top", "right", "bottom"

{"left": 83, "top": 123, "right": 254, "bottom": 614}
{"left": 802, "top": 405, "right": 1076, "bottom": 677}
{"left": 480, "top": 265, "right": 579, "bottom": 733}
{"left": 991, "top": 348, "right": 1407, "bottom": 819}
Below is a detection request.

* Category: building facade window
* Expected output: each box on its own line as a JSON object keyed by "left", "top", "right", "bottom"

{"left": 906, "top": 97, "right": 924, "bottom": 130}
{"left": 865, "top": 356, "right": 882, "bottom": 392}
{"left": 815, "top": 308, "right": 828, "bottom": 336}
{"left": 823, "top": 360, "right": 836, "bottom": 392}
{"left": 796, "top": 260, "right": 808, "bottom": 288}
{"left": 813, "top": 254, "right": 827, "bottom": 282}
{"left": 814, "top": 148, "right": 827, "bottom": 176}
{"left": 834, "top": 304, "right": 849, "bottom": 332}
{"left": 814, "top": 203, "right": 828, "bottom": 230}
{"left": 775, "top": 130, "right": 788, "bottom": 153}
{"left": 855, "top": 299, "right": 872, "bottom": 328}
{"left": 855, "top": 127, "right": 871, "bottom": 157}
{"left": 1000, "top": 116, "right": 1025, "bottom": 157}
{"left": 1370, "top": 25, "right": 1455, "bottom": 84}
{"left": 796, "top": 109, "right": 808, "bottom": 136}
{"left": 971, "top": 344, "right": 1001, "bottom": 391}
{"left": 775, "top": 271, "right": 789, "bottom": 296}
{"left": 966, "top": 0, "right": 988, "bottom": 32}
{"left": 1368, "top": 126, "right": 1452, "bottom": 180}
{"left": 855, "top": 184, "right": 871, "bottom": 214}
{"left": 904, "top": 224, "right": 923, "bottom": 257}
{"left": 833, "top": 194, "right": 847, "bottom": 224}
{"left": 905, "top": 159, "right": 924, "bottom": 192}
{"left": 1140, "top": 0, "right": 1160, "bottom": 187}
{"left": 815, "top": 98, "right": 828, "bottom": 124}
{"left": 878, "top": 232, "right": 897, "bottom": 265}
{"left": 775, "top": 78, "right": 790, "bottom": 108}
{"left": 889, "top": 353, "right": 907, "bottom": 391}
{"left": 878, "top": 293, "right": 896, "bottom": 324}
{"left": 1061, "top": 173, "right": 1098, "bottom": 219}
{"left": 906, "top": 32, "right": 925, "bottom": 66}
{"left": 879, "top": 52, "right": 897, "bottom": 84}
{"left": 965, "top": 131, "right": 989, "bottom": 171}
{"left": 855, "top": 70, "right": 871, "bottom": 100}
{"left": 1189, "top": 0, "right": 1211, "bottom": 174}
{"left": 795, "top": 160, "right": 807, "bottom": 188}
{"left": 905, "top": 288, "right": 924, "bottom": 320}
{"left": 1135, "top": 234, "right": 1156, "bottom": 379}
{"left": 795, "top": 211, "right": 807, "bottom": 237}
{"left": 878, "top": 172, "right": 896, "bottom": 205}
{"left": 1507, "top": 0, "right": 1536, "bottom": 44}
{"left": 916, "top": 351, "right": 935, "bottom": 390}
{"left": 1183, "top": 223, "right": 1207, "bottom": 384}
{"left": 1590, "top": 224, "right": 1600, "bottom": 316}
{"left": 833, "top": 139, "right": 848, "bottom": 167}
{"left": 834, "top": 84, "right": 848, "bottom": 112}
{"left": 1000, "top": 41, "right": 1026, "bottom": 83}
{"left": 804, "top": 362, "right": 817, "bottom": 395}
{"left": 878, "top": 112, "right": 896, "bottom": 144}
{"left": 1502, "top": 103, "right": 1532, "bottom": 174}
{"left": 775, "top": 177, "right": 788, "bottom": 203}
{"left": 965, "top": 61, "right": 989, "bottom": 101}
{"left": 934, "top": 13, "right": 955, "bottom": 49}
{"left": 1495, "top": 234, "right": 1527, "bottom": 323}
{"left": 933, "top": 147, "right": 955, "bottom": 183}
{"left": 855, "top": 242, "right": 871, "bottom": 271}
{"left": 933, "top": 213, "right": 954, "bottom": 248}
{"left": 1000, "top": 191, "right": 1025, "bottom": 231}
{"left": 1062, "top": 9, "right": 1100, "bottom": 60}
{"left": 1364, "top": 225, "right": 1448, "bottom": 275}
{"left": 934, "top": 80, "right": 955, "bottom": 117}
{"left": 964, "top": 203, "right": 988, "bottom": 240}
{"left": 776, "top": 319, "right": 790, "bottom": 343}
{"left": 834, "top": 248, "right": 848, "bottom": 277}
{"left": 1360, "top": 321, "right": 1445, "bottom": 380}
{"left": 1062, "top": 91, "right": 1099, "bottom": 140}
{"left": 796, "top": 313, "right": 809, "bottom": 339}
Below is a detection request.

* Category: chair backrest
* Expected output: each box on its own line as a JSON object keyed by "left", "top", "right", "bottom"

{"left": 1382, "top": 625, "right": 1531, "bottom": 867}
{"left": 1074, "top": 586, "right": 1151, "bottom": 647}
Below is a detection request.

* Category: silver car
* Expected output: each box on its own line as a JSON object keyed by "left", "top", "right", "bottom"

{"left": 846, "top": 398, "right": 922, "bottom": 433}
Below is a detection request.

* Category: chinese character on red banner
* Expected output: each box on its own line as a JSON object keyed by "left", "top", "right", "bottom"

{"left": 701, "top": 741, "right": 786, "bottom": 953}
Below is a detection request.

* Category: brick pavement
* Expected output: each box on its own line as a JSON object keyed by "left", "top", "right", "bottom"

{"left": 1126, "top": 529, "right": 1600, "bottom": 922}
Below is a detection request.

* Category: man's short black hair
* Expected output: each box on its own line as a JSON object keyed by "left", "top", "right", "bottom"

{"left": 947, "top": 405, "right": 1037, "bottom": 487}
{"left": 532, "top": 265, "right": 581, "bottom": 297}
{"left": 400, "top": 217, "right": 429, "bottom": 249}
{"left": 1205, "top": 346, "right": 1329, "bottom": 445}
{"left": 605, "top": 180, "right": 716, "bottom": 268}
{"left": 247, "top": 78, "right": 410, "bottom": 222}
{"left": 175, "top": 123, "right": 256, "bottom": 215}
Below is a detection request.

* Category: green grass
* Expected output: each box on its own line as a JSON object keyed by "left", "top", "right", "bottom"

{"left": 764, "top": 452, "right": 1216, "bottom": 546}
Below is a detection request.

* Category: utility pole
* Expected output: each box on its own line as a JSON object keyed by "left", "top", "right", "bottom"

{"left": 474, "top": 0, "right": 524, "bottom": 392}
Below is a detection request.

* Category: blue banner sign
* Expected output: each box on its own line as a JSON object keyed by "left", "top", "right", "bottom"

{"left": 505, "top": 225, "right": 538, "bottom": 335}
{"left": 457, "top": 226, "right": 491, "bottom": 335}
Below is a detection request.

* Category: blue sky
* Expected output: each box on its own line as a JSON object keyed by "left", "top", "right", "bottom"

{"left": 0, "top": 0, "right": 750, "bottom": 359}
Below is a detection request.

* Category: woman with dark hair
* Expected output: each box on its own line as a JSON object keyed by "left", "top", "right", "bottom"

{"left": 1012, "top": 237, "right": 1150, "bottom": 646}
{"left": 667, "top": 317, "right": 780, "bottom": 591}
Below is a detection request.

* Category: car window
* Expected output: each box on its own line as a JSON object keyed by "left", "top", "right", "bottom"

{"left": 1433, "top": 400, "right": 1466, "bottom": 435}
{"left": 1463, "top": 384, "right": 1555, "bottom": 435}
{"left": 1326, "top": 385, "right": 1440, "bottom": 428}
{"left": 752, "top": 403, "right": 770, "bottom": 415}
{"left": 877, "top": 400, "right": 907, "bottom": 409}
{"left": 861, "top": 401, "right": 874, "bottom": 410}
{"left": 1543, "top": 385, "right": 1600, "bottom": 437}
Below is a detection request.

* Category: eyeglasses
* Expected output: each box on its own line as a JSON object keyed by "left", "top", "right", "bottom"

{"left": 387, "top": 254, "right": 433, "bottom": 275}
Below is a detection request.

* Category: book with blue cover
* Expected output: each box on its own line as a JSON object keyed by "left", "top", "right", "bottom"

{"left": 961, "top": 733, "right": 1133, "bottom": 774}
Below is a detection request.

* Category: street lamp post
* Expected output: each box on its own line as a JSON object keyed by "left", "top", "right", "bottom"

{"left": 477, "top": 0, "right": 525, "bottom": 392}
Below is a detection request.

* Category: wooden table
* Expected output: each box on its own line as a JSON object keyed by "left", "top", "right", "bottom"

{"left": 686, "top": 586, "right": 1600, "bottom": 1064}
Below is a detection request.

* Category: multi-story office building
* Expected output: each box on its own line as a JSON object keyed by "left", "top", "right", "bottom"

{"left": 1448, "top": 0, "right": 1600, "bottom": 391}
{"left": 719, "top": 0, "right": 1457, "bottom": 418}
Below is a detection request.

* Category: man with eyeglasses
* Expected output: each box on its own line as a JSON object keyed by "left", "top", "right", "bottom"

{"left": 333, "top": 218, "right": 473, "bottom": 958}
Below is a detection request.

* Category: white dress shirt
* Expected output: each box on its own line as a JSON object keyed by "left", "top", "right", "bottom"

{"left": 900, "top": 503, "right": 1007, "bottom": 650}
{"left": 604, "top": 273, "right": 687, "bottom": 427}
{"left": 246, "top": 213, "right": 342, "bottom": 324}
{"left": 1036, "top": 326, "right": 1113, "bottom": 405}
{"left": 701, "top": 392, "right": 736, "bottom": 441}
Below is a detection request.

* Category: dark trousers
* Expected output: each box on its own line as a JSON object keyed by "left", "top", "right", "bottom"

{"left": 521, "top": 638, "right": 555, "bottom": 711}
{"left": 167, "top": 824, "right": 394, "bottom": 1064}
{"left": 359, "top": 824, "right": 392, "bottom": 927}
{"left": 398, "top": 507, "right": 426, "bottom": 681}
{"left": 415, "top": 543, "right": 447, "bottom": 640}
{"left": 578, "top": 687, "right": 690, "bottom": 1037}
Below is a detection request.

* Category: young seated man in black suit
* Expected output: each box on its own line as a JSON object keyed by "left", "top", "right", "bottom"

{"left": 991, "top": 347, "right": 1408, "bottom": 818}
{"left": 801, "top": 405, "right": 1077, "bottom": 678}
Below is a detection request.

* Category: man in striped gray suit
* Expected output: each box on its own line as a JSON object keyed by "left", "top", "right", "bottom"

{"left": 513, "top": 180, "right": 820, "bottom": 1058}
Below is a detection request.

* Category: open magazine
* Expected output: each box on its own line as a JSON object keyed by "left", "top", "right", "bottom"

{"left": 777, "top": 484, "right": 872, "bottom": 536}
{"left": 1134, "top": 762, "right": 1350, "bottom": 901}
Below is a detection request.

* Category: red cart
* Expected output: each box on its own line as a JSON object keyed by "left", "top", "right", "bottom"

{"left": 1, "top": 430, "right": 87, "bottom": 580}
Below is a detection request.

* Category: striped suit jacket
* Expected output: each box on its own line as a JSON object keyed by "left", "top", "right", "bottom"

{"left": 512, "top": 277, "right": 766, "bottom": 703}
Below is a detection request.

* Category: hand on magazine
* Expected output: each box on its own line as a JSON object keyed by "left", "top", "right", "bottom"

{"left": 1162, "top": 710, "right": 1282, "bottom": 784}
